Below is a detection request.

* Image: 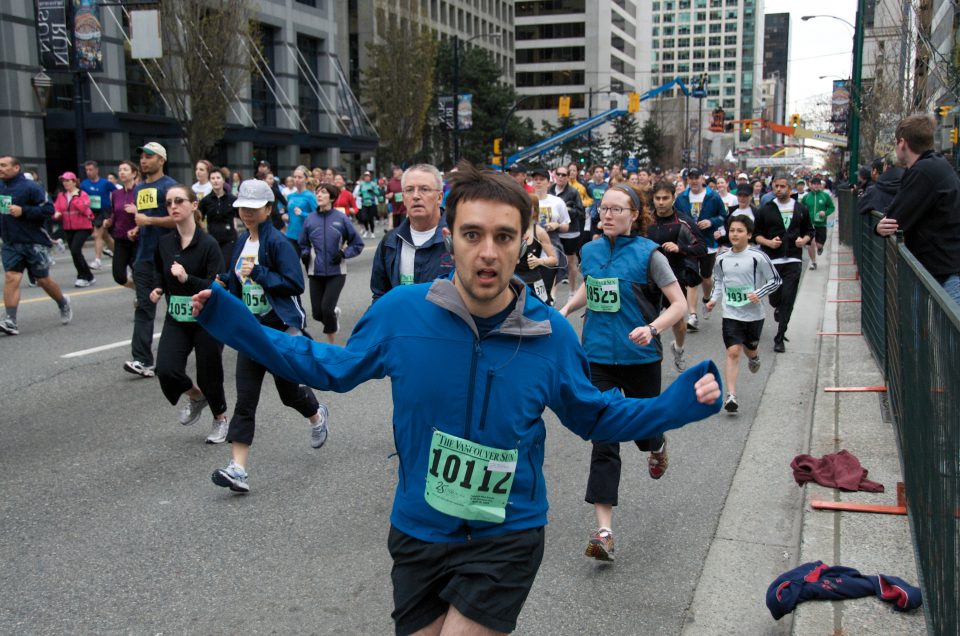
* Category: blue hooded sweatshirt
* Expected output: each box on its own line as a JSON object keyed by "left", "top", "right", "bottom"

{"left": 674, "top": 186, "right": 727, "bottom": 250}
{"left": 0, "top": 173, "right": 54, "bottom": 246}
{"left": 196, "top": 276, "right": 722, "bottom": 543}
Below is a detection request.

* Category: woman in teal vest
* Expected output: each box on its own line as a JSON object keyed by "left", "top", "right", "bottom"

{"left": 559, "top": 183, "right": 688, "bottom": 562}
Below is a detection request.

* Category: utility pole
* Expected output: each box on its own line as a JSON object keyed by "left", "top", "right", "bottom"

{"left": 848, "top": 0, "right": 865, "bottom": 187}
{"left": 452, "top": 35, "right": 460, "bottom": 163}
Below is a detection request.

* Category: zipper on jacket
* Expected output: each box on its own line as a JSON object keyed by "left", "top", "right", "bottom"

{"left": 478, "top": 369, "right": 494, "bottom": 431}
{"left": 528, "top": 446, "right": 539, "bottom": 500}
{"left": 463, "top": 340, "right": 480, "bottom": 437}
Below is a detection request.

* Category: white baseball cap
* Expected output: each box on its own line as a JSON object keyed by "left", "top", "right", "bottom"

{"left": 233, "top": 179, "right": 275, "bottom": 208}
{"left": 136, "top": 142, "right": 167, "bottom": 160}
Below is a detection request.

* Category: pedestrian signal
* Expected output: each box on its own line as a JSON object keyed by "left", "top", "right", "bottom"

{"left": 628, "top": 92, "right": 640, "bottom": 113}
{"left": 710, "top": 107, "right": 725, "bottom": 132}
{"left": 558, "top": 95, "right": 571, "bottom": 118}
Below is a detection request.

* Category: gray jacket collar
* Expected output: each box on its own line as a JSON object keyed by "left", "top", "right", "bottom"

{"left": 426, "top": 276, "right": 552, "bottom": 339}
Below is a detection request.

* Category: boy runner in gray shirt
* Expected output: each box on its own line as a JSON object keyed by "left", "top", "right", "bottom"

{"left": 706, "top": 215, "right": 781, "bottom": 413}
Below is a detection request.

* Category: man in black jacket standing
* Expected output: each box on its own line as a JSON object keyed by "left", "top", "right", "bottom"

{"left": 754, "top": 174, "right": 814, "bottom": 352}
{"left": 876, "top": 114, "right": 960, "bottom": 305}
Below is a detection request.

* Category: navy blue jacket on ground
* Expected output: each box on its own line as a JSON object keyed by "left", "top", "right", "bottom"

{"left": 369, "top": 217, "right": 453, "bottom": 301}
{"left": 0, "top": 173, "right": 54, "bottom": 246}
{"left": 196, "top": 277, "right": 722, "bottom": 543}
{"left": 766, "top": 561, "right": 922, "bottom": 620}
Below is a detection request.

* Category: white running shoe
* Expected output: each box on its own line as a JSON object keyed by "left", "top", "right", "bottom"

{"left": 179, "top": 396, "right": 208, "bottom": 426}
{"left": 212, "top": 461, "right": 249, "bottom": 493}
{"left": 748, "top": 355, "right": 761, "bottom": 374}
{"left": 671, "top": 341, "right": 686, "bottom": 371}
{"left": 59, "top": 295, "right": 73, "bottom": 324}
{"left": 89, "top": 258, "right": 102, "bottom": 271}
{"left": 724, "top": 394, "right": 739, "bottom": 413}
{"left": 205, "top": 417, "right": 229, "bottom": 444}
{"left": 310, "top": 404, "right": 329, "bottom": 449}
{"left": 686, "top": 313, "right": 699, "bottom": 331}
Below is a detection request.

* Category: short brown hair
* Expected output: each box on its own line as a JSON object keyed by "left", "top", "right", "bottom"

{"left": 445, "top": 161, "right": 531, "bottom": 232}
{"left": 895, "top": 114, "right": 935, "bottom": 154}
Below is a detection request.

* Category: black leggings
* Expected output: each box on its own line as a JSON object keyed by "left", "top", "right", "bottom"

{"left": 769, "top": 261, "right": 802, "bottom": 336}
{"left": 360, "top": 205, "right": 377, "bottom": 234}
{"left": 64, "top": 229, "right": 93, "bottom": 281}
{"left": 226, "top": 323, "right": 320, "bottom": 446}
{"left": 584, "top": 361, "right": 663, "bottom": 506}
{"left": 155, "top": 317, "right": 227, "bottom": 416}
{"left": 308, "top": 274, "right": 346, "bottom": 334}
{"left": 111, "top": 238, "right": 137, "bottom": 286}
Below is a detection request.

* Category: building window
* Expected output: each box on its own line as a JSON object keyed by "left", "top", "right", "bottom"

{"left": 515, "top": 0, "right": 587, "bottom": 17}
{"left": 297, "top": 33, "right": 323, "bottom": 132}
{"left": 516, "top": 92, "right": 585, "bottom": 110}
{"left": 516, "top": 46, "right": 586, "bottom": 63}
{"left": 516, "top": 22, "right": 586, "bottom": 39}
{"left": 515, "top": 70, "right": 585, "bottom": 86}
{"left": 250, "top": 25, "right": 277, "bottom": 127}
{"left": 724, "top": 35, "right": 737, "bottom": 45}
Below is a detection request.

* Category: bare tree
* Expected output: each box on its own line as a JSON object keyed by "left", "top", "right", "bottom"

{"left": 361, "top": 22, "right": 437, "bottom": 168}
{"left": 146, "top": 0, "right": 256, "bottom": 164}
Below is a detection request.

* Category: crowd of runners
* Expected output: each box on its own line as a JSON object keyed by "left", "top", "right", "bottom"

{"left": 2, "top": 142, "right": 847, "bottom": 634}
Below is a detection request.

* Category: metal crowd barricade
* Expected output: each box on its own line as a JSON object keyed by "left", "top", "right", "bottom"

{"left": 842, "top": 199, "right": 960, "bottom": 636}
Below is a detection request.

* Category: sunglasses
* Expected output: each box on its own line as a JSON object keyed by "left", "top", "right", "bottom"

{"left": 555, "top": 172, "right": 568, "bottom": 176}
{"left": 165, "top": 197, "right": 190, "bottom": 208}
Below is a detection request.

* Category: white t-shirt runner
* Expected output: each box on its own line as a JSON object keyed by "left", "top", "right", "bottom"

{"left": 719, "top": 191, "right": 738, "bottom": 208}
{"left": 687, "top": 190, "right": 706, "bottom": 221}
{"left": 772, "top": 198, "right": 801, "bottom": 265}
{"left": 537, "top": 194, "right": 572, "bottom": 241}
{"left": 399, "top": 225, "right": 438, "bottom": 285}
{"left": 235, "top": 237, "right": 273, "bottom": 314}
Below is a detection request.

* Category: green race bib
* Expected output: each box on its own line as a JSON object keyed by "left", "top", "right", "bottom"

{"left": 88, "top": 195, "right": 102, "bottom": 209}
{"left": 400, "top": 273, "right": 415, "bottom": 285}
{"left": 394, "top": 192, "right": 403, "bottom": 202}
{"left": 0, "top": 195, "right": 11, "bottom": 214}
{"left": 425, "top": 430, "right": 517, "bottom": 524}
{"left": 242, "top": 283, "right": 272, "bottom": 314}
{"left": 780, "top": 211, "right": 793, "bottom": 229}
{"left": 167, "top": 295, "right": 196, "bottom": 322}
{"left": 725, "top": 285, "right": 753, "bottom": 307}
{"left": 585, "top": 276, "right": 621, "bottom": 312}
{"left": 591, "top": 187, "right": 605, "bottom": 200}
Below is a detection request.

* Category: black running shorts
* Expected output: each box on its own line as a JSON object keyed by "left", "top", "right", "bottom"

{"left": 721, "top": 317, "right": 764, "bottom": 350}
{"left": 699, "top": 252, "right": 717, "bottom": 279}
{"left": 388, "top": 525, "right": 545, "bottom": 635}
{"left": 814, "top": 226, "right": 827, "bottom": 246}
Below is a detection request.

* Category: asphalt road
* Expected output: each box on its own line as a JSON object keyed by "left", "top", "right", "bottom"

{"left": 0, "top": 232, "right": 777, "bottom": 634}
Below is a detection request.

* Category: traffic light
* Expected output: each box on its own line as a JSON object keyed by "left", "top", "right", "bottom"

{"left": 558, "top": 95, "right": 571, "bottom": 118}
{"left": 628, "top": 92, "right": 640, "bottom": 113}
{"left": 939, "top": 105, "right": 953, "bottom": 119}
{"left": 744, "top": 121, "right": 752, "bottom": 135}
{"left": 951, "top": 128, "right": 959, "bottom": 144}
{"left": 493, "top": 138, "right": 501, "bottom": 155}
{"left": 790, "top": 113, "right": 800, "bottom": 128}
{"left": 710, "top": 107, "right": 726, "bottom": 132}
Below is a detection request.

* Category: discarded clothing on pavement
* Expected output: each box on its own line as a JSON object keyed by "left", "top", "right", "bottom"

{"left": 791, "top": 449, "right": 884, "bottom": 492}
{"left": 766, "top": 561, "right": 923, "bottom": 620}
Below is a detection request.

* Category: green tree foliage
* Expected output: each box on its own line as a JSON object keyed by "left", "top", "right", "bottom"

{"left": 536, "top": 115, "right": 591, "bottom": 166}
{"left": 361, "top": 23, "right": 438, "bottom": 168}
{"left": 149, "top": 0, "right": 256, "bottom": 164}
{"left": 638, "top": 118, "right": 667, "bottom": 169}
{"left": 606, "top": 113, "right": 643, "bottom": 167}
{"left": 431, "top": 41, "right": 536, "bottom": 169}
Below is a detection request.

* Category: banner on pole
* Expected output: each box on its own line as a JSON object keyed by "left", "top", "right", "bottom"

{"left": 72, "top": 0, "right": 103, "bottom": 72}
{"left": 130, "top": 9, "right": 163, "bottom": 60}
{"left": 35, "top": 0, "right": 71, "bottom": 71}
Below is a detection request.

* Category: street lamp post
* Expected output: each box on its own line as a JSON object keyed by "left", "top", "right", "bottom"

{"left": 802, "top": 8, "right": 863, "bottom": 187}
{"left": 452, "top": 31, "right": 501, "bottom": 163}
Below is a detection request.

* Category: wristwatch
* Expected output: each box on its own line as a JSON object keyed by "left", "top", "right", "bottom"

{"left": 648, "top": 324, "right": 658, "bottom": 337}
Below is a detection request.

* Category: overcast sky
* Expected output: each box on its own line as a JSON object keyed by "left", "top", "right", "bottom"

{"left": 763, "top": 0, "right": 859, "bottom": 117}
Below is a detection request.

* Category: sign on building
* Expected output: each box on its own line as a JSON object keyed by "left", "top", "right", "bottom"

{"left": 35, "top": 0, "right": 71, "bottom": 71}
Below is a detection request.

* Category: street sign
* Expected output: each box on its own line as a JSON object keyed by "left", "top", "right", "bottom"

{"left": 793, "top": 127, "right": 848, "bottom": 146}
{"left": 745, "top": 156, "right": 814, "bottom": 167}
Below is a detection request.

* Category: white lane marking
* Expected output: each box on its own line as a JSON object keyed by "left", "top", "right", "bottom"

{"left": 61, "top": 332, "right": 161, "bottom": 358}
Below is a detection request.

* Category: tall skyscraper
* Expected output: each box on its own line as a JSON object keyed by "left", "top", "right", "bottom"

{"left": 513, "top": 1, "right": 651, "bottom": 128}
{"left": 762, "top": 12, "right": 788, "bottom": 128}
{"left": 650, "top": 0, "right": 763, "bottom": 127}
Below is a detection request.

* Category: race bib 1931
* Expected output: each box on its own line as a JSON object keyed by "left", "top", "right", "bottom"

{"left": 167, "top": 295, "right": 196, "bottom": 322}
{"left": 242, "top": 283, "right": 272, "bottom": 315}
{"left": 0, "top": 195, "right": 11, "bottom": 214}
{"left": 585, "top": 276, "right": 621, "bottom": 312}
{"left": 424, "top": 430, "right": 517, "bottom": 524}
{"left": 136, "top": 188, "right": 159, "bottom": 211}
{"left": 725, "top": 285, "right": 753, "bottom": 307}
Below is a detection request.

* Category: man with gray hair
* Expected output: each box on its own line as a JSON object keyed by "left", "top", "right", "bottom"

{"left": 370, "top": 163, "right": 452, "bottom": 301}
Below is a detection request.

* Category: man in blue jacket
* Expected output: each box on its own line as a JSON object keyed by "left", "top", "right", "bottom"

{"left": 191, "top": 161, "right": 722, "bottom": 635}
{"left": 0, "top": 155, "right": 73, "bottom": 335}
{"left": 369, "top": 163, "right": 452, "bottom": 301}
{"left": 674, "top": 168, "right": 727, "bottom": 331}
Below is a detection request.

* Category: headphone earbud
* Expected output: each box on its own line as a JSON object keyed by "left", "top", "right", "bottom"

{"left": 444, "top": 234, "right": 454, "bottom": 255}
{"left": 518, "top": 240, "right": 528, "bottom": 260}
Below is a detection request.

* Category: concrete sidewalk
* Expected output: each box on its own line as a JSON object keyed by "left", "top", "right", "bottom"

{"left": 683, "top": 231, "right": 926, "bottom": 635}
